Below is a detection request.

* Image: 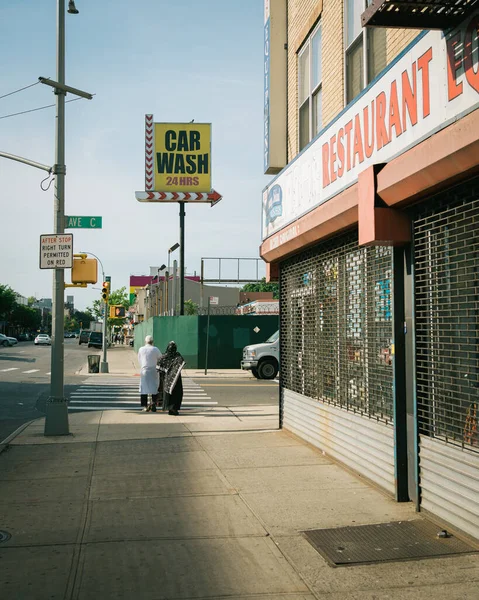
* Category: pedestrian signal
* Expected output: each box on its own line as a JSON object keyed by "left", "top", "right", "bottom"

{"left": 110, "top": 305, "right": 126, "bottom": 318}
{"left": 101, "top": 281, "right": 110, "bottom": 302}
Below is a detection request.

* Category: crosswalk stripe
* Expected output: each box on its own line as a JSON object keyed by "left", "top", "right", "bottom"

{"left": 68, "top": 376, "right": 215, "bottom": 411}
{"left": 1, "top": 368, "right": 19, "bottom": 372}
{"left": 22, "top": 369, "right": 40, "bottom": 374}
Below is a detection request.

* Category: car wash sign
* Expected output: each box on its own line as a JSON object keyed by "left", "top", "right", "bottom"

{"left": 262, "top": 11, "right": 479, "bottom": 240}
{"left": 149, "top": 121, "right": 211, "bottom": 192}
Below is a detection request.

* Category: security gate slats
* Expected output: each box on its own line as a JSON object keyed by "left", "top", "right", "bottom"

{"left": 280, "top": 230, "right": 395, "bottom": 493}
{"left": 412, "top": 178, "right": 479, "bottom": 540}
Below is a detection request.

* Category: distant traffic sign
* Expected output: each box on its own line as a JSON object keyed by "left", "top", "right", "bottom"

{"left": 65, "top": 216, "right": 102, "bottom": 229}
{"left": 39, "top": 234, "right": 73, "bottom": 269}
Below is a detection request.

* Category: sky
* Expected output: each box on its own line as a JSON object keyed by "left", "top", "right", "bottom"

{"left": 0, "top": 0, "right": 268, "bottom": 311}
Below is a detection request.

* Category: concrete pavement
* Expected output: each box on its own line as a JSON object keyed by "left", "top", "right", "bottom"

{"left": 0, "top": 348, "right": 478, "bottom": 599}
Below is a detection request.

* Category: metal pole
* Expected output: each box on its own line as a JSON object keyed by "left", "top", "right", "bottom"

{"left": 167, "top": 253, "right": 171, "bottom": 315}
{"left": 100, "top": 274, "right": 110, "bottom": 372}
{"left": 200, "top": 259, "right": 204, "bottom": 309}
{"left": 165, "top": 272, "right": 169, "bottom": 316}
{"left": 173, "top": 259, "right": 178, "bottom": 315}
{"left": 45, "top": 0, "right": 68, "bottom": 436}
{"left": 204, "top": 296, "right": 211, "bottom": 375}
{"left": 179, "top": 202, "right": 185, "bottom": 315}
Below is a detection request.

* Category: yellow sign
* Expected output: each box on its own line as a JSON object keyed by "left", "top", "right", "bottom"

{"left": 154, "top": 123, "right": 211, "bottom": 192}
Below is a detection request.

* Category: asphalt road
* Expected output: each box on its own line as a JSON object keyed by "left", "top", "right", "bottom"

{"left": 0, "top": 338, "right": 88, "bottom": 442}
{"left": 0, "top": 341, "right": 279, "bottom": 441}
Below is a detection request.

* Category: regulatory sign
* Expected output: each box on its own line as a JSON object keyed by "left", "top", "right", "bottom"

{"left": 65, "top": 216, "right": 102, "bottom": 229}
{"left": 149, "top": 120, "right": 211, "bottom": 192}
{"left": 209, "top": 296, "right": 219, "bottom": 305}
{"left": 39, "top": 234, "right": 73, "bottom": 269}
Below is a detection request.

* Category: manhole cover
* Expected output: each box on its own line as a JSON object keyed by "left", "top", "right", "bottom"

{"left": 303, "top": 520, "right": 478, "bottom": 567}
{"left": 0, "top": 530, "right": 11, "bottom": 543}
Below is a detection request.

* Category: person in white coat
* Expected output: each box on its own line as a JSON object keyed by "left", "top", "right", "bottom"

{"left": 138, "top": 335, "right": 162, "bottom": 412}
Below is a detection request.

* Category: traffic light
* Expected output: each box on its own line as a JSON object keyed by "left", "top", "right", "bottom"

{"left": 110, "top": 305, "right": 126, "bottom": 318}
{"left": 101, "top": 281, "right": 110, "bottom": 302}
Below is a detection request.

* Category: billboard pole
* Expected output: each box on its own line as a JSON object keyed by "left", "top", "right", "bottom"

{"left": 179, "top": 202, "right": 185, "bottom": 315}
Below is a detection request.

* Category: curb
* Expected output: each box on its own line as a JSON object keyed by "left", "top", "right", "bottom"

{"left": 0, "top": 420, "right": 35, "bottom": 454}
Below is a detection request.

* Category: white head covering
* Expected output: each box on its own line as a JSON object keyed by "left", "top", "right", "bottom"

{"left": 145, "top": 335, "right": 153, "bottom": 344}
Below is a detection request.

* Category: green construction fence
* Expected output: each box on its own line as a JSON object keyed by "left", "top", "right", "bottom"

{"left": 133, "top": 315, "right": 278, "bottom": 369}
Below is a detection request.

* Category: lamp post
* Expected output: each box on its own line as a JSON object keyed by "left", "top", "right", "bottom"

{"left": 79, "top": 251, "right": 108, "bottom": 372}
{"left": 167, "top": 243, "right": 180, "bottom": 315}
{"left": 45, "top": 0, "right": 86, "bottom": 436}
{"left": 157, "top": 265, "right": 166, "bottom": 315}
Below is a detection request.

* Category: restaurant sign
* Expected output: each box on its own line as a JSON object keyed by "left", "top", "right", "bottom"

{"left": 262, "top": 12, "right": 479, "bottom": 240}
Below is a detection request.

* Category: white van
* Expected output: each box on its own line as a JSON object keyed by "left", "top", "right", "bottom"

{"left": 241, "top": 330, "right": 279, "bottom": 379}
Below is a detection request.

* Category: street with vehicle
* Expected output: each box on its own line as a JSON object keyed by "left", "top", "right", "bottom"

{"left": 241, "top": 329, "right": 279, "bottom": 379}
{"left": 0, "top": 333, "right": 18, "bottom": 347}
{"left": 34, "top": 333, "right": 51, "bottom": 346}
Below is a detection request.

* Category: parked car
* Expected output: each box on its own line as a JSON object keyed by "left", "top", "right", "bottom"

{"left": 17, "top": 333, "right": 30, "bottom": 341}
{"left": 241, "top": 330, "right": 279, "bottom": 379}
{"left": 88, "top": 331, "right": 103, "bottom": 349}
{"left": 34, "top": 333, "right": 51, "bottom": 346}
{"left": 79, "top": 330, "right": 91, "bottom": 345}
{"left": 0, "top": 333, "right": 18, "bottom": 347}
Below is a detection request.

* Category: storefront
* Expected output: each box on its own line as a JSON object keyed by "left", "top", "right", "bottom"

{"left": 261, "top": 11, "right": 479, "bottom": 540}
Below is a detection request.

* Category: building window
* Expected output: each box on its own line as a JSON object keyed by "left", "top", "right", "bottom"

{"left": 298, "top": 23, "right": 322, "bottom": 151}
{"left": 345, "top": 0, "right": 387, "bottom": 104}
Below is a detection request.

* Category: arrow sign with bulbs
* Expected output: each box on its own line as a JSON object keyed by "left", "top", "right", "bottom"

{"left": 135, "top": 190, "right": 222, "bottom": 206}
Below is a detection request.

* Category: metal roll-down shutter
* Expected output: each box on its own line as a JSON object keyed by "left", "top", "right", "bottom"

{"left": 413, "top": 178, "right": 479, "bottom": 540}
{"left": 280, "top": 231, "right": 396, "bottom": 494}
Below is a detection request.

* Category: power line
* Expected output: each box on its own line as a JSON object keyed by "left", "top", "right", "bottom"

{"left": 0, "top": 96, "right": 86, "bottom": 121}
{"left": 0, "top": 80, "right": 42, "bottom": 101}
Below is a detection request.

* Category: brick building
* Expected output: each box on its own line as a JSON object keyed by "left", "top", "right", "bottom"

{"left": 261, "top": 1, "right": 479, "bottom": 541}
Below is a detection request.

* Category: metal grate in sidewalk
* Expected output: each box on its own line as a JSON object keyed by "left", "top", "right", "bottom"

{"left": 303, "top": 520, "right": 478, "bottom": 567}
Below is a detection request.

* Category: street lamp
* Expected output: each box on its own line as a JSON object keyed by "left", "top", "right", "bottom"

{"left": 156, "top": 265, "right": 166, "bottom": 315}
{"left": 79, "top": 250, "right": 108, "bottom": 373}
{"left": 67, "top": 1, "right": 79, "bottom": 14}
{"left": 167, "top": 243, "right": 180, "bottom": 315}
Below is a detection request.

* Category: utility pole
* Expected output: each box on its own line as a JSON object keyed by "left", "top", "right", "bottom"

{"left": 44, "top": 0, "right": 68, "bottom": 436}
{"left": 44, "top": 1, "right": 92, "bottom": 436}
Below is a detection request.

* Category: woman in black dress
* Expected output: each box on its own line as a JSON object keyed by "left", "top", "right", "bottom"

{"left": 157, "top": 341, "right": 185, "bottom": 415}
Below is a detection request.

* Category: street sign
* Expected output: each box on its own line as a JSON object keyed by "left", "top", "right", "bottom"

{"left": 65, "top": 216, "right": 102, "bottom": 229}
{"left": 135, "top": 190, "right": 222, "bottom": 205}
{"left": 209, "top": 296, "right": 219, "bottom": 305}
{"left": 39, "top": 234, "right": 73, "bottom": 269}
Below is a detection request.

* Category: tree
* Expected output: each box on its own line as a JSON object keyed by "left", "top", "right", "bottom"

{"left": 184, "top": 299, "right": 198, "bottom": 315}
{"left": 72, "top": 310, "right": 92, "bottom": 330}
{"left": 27, "top": 296, "right": 37, "bottom": 306}
{"left": 0, "top": 285, "right": 17, "bottom": 319}
{"left": 241, "top": 277, "right": 279, "bottom": 299}
{"left": 87, "top": 286, "right": 130, "bottom": 326}
{"left": 10, "top": 304, "right": 41, "bottom": 331}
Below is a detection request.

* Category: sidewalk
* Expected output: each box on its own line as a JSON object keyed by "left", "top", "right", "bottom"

{"left": 0, "top": 351, "right": 478, "bottom": 599}
{"left": 76, "top": 345, "right": 256, "bottom": 379}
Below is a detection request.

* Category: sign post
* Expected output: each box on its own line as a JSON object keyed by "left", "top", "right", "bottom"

{"left": 136, "top": 116, "right": 223, "bottom": 316}
{"left": 204, "top": 297, "right": 218, "bottom": 376}
{"left": 101, "top": 275, "right": 111, "bottom": 374}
